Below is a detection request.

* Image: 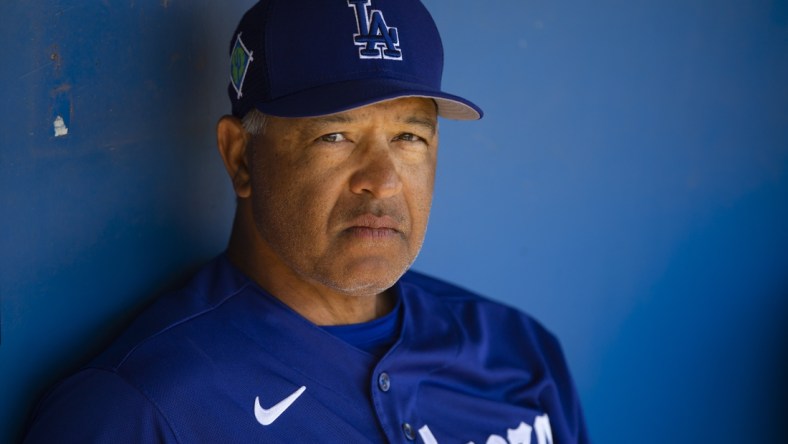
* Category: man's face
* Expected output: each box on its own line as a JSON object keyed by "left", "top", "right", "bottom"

{"left": 247, "top": 97, "right": 438, "bottom": 297}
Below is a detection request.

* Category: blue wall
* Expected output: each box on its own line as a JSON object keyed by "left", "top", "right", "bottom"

{"left": 2, "top": 1, "right": 786, "bottom": 442}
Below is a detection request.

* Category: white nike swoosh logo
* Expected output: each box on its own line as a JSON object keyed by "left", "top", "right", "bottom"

{"left": 254, "top": 385, "right": 306, "bottom": 426}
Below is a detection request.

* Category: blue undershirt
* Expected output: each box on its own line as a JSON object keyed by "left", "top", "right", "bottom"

{"left": 321, "top": 297, "right": 402, "bottom": 359}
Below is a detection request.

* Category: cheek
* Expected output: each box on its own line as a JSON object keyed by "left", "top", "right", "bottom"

{"left": 405, "top": 162, "right": 437, "bottom": 228}
{"left": 250, "top": 155, "right": 302, "bottom": 232}
{"left": 256, "top": 165, "right": 341, "bottom": 238}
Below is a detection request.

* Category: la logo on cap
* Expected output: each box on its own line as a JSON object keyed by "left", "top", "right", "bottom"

{"left": 348, "top": 0, "right": 403, "bottom": 60}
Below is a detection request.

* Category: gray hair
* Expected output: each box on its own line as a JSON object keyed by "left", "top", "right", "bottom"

{"left": 241, "top": 108, "right": 268, "bottom": 136}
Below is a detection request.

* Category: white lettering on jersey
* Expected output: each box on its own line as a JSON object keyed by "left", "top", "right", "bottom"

{"left": 419, "top": 425, "right": 439, "bottom": 444}
{"left": 506, "top": 422, "right": 533, "bottom": 444}
{"left": 421, "top": 414, "right": 552, "bottom": 444}
{"left": 482, "top": 422, "right": 532, "bottom": 444}
{"left": 533, "top": 414, "right": 553, "bottom": 444}
{"left": 485, "top": 435, "right": 509, "bottom": 444}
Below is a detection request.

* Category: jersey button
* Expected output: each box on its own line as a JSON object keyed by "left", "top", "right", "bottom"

{"left": 378, "top": 372, "right": 391, "bottom": 392}
{"left": 402, "top": 422, "right": 416, "bottom": 441}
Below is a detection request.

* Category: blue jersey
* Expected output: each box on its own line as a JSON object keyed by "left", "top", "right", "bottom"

{"left": 24, "top": 256, "right": 589, "bottom": 443}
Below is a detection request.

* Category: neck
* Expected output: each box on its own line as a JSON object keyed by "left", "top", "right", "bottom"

{"left": 226, "top": 203, "right": 395, "bottom": 326}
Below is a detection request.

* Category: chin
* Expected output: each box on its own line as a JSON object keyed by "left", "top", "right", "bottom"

{"left": 306, "top": 251, "right": 417, "bottom": 297}
{"left": 317, "top": 266, "right": 406, "bottom": 298}
{"left": 327, "top": 276, "right": 399, "bottom": 298}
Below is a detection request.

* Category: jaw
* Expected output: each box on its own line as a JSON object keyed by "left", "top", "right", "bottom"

{"left": 226, "top": 200, "right": 408, "bottom": 323}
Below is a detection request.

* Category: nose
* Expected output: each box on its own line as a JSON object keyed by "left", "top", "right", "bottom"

{"left": 349, "top": 141, "right": 403, "bottom": 199}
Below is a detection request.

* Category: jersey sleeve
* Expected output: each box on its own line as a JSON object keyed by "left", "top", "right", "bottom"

{"left": 23, "top": 368, "right": 178, "bottom": 444}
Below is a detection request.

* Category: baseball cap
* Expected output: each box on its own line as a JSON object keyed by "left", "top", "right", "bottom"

{"left": 227, "top": 0, "right": 483, "bottom": 120}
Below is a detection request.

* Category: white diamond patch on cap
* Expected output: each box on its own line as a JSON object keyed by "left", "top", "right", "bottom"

{"left": 230, "top": 33, "right": 254, "bottom": 99}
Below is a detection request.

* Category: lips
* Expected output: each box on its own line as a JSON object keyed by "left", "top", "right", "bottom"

{"left": 342, "top": 213, "right": 405, "bottom": 239}
{"left": 348, "top": 214, "right": 402, "bottom": 231}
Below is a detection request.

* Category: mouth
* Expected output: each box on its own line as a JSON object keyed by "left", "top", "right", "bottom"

{"left": 344, "top": 214, "right": 404, "bottom": 239}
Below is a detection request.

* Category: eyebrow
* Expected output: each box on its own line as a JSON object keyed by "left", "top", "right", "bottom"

{"left": 405, "top": 116, "right": 437, "bottom": 136}
{"left": 311, "top": 114, "right": 354, "bottom": 125}
{"left": 302, "top": 113, "right": 437, "bottom": 136}
{"left": 300, "top": 114, "right": 354, "bottom": 135}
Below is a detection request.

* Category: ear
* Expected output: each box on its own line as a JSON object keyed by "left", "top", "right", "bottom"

{"left": 216, "top": 115, "right": 252, "bottom": 199}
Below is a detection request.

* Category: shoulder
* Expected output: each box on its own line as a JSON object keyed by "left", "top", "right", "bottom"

{"left": 24, "top": 368, "right": 177, "bottom": 443}
{"left": 399, "top": 269, "right": 558, "bottom": 344}
{"left": 396, "top": 270, "right": 589, "bottom": 442}
{"left": 91, "top": 255, "right": 251, "bottom": 371}
{"left": 24, "top": 256, "right": 267, "bottom": 442}
{"left": 398, "top": 269, "right": 570, "bottom": 389}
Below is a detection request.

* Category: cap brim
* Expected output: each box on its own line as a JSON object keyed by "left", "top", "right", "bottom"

{"left": 254, "top": 78, "right": 482, "bottom": 120}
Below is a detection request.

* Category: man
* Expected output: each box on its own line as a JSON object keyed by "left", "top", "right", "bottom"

{"left": 25, "top": 1, "right": 588, "bottom": 443}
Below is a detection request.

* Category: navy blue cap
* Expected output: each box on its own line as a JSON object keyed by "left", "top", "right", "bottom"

{"left": 228, "top": 0, "right": 483, "bottom": 120}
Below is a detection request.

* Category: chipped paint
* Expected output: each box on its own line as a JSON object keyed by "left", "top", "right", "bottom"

{"left": 53, "top": 116, "right": 68, "bottom": 137}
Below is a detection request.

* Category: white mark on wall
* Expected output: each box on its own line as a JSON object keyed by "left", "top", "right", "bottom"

{"left": 53, "top": 115, "right": 68, "bottom": 137}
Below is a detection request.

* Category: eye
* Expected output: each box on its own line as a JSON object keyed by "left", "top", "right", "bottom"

{"left": 318, "top": 133, "right": 347, "bottom": 143}
{"left": 394, "top": 133, "right": 425, "bottom": 143}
